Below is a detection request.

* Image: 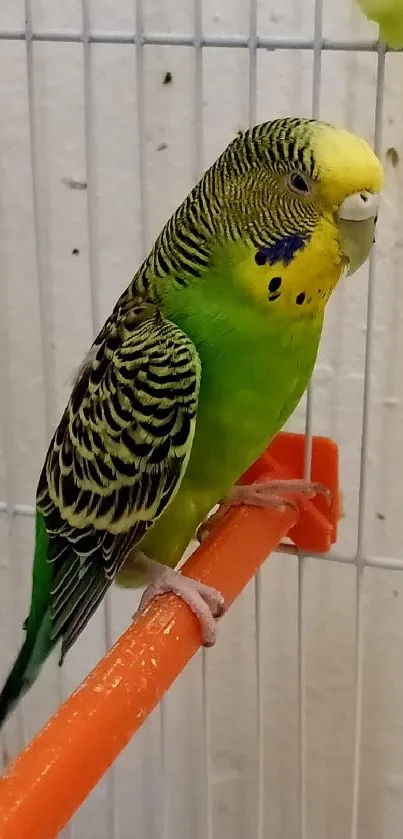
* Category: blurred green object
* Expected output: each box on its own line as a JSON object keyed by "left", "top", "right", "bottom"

{"left": 357, "top": 0, "right": 403, "bottom": 48}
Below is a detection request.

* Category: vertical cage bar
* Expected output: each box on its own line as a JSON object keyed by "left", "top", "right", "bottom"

{"left": 303, "top": 0, "right": 323, "bottom": 476}
{"left": 23, "top": 11, "right": 56, "bottom": 428}
{"left": 311, "top": 0, "right": 323, "bottom": 121}
{"left": 135, "top": 0, "right": 149, "bottom": 256}
{"left": 134, "top": 2, "right": 166, "bottom": 834}
{"left": 194, "top": 0, "right": 204, "bottom": 175}
{"left": 254, "top": 570, "right": 264, "bottom": 839}
{"left": 133, "top": 7, "right": 164, "bottom": 839}
{"left": 24, "top": 3, "right": 72, "bottom": 837}
{"left": 247, "top": 3, "right": 264, "bottom": 839}
{"left": 248, "top": 0, "right": 257, "bottom": 127}
{"left": 202, "top": 650, "right": 213, "bottom": 839}
{"left": 297, "top": 556, "right": 307, "bottom": 839}
{"left": 350, "top": 45, "right": 385, "bottom": 839}
{"left": 81, "top": 2, "right": 117, "bottom": 837}
{"left": 350, "top": 568, "right": 364, "bottom": 839}
{"left": 0, "top": 200, "right": 26, "bottom": 757}
{"left": 355, "top": 62, "right": 385, "bottom": 560}
{"left": 159, "top": 697, "right": 169, "bottom": 839}
{"left": 298, "top": 5, "right": 324, "bottom": 839}
{"left": 192, "top": 4, "right": 212, "bottom": 838}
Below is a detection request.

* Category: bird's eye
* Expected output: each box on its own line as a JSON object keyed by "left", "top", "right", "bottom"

{"left": 287, "top": 171, "right": 312, "bottom": 196}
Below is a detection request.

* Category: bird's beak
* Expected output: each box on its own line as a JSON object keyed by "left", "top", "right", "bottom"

{"left": 337, "top": 191, "right": 380, "bottom": 276}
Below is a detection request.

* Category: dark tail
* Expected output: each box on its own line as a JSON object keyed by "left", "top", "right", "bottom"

{"left": 0, "top": 512, "right": 54, "bottom": 728}
{"left": 0, "top": 622, "right": 49, "bottom": 727}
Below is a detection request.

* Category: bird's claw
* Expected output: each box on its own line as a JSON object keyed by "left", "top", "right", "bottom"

{"left": 228, "top": 478, "right": 331, "bottom": 507}
{"left": 133, "top": 563, "right": 226, "bottom": 647}
{"left": 197, "top": 478, "right": 332, "bottom": 543}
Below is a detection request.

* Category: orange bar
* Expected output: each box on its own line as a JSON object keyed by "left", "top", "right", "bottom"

{"left": 0, "top": 506, "right": 295, "bottom": 839}
{"left": 0, "top": 433, "right": 339, "bottom": 839}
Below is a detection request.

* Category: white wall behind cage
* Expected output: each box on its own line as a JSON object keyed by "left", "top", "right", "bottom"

{"left": 1, "top": 0, "right": 403, "bottom": 838}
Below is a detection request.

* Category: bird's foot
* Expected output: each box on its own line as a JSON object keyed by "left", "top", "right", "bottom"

{"left": 133, "top": 556, "right": 226, "bottom": 647}
{"left": 197, "top": 478, "right": 331, "bottom": 543}
{"left": 228, "top": 478, "right": 332, "bottom": 508}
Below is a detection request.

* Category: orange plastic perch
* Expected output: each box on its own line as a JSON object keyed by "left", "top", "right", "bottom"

{"left": 0, "top": 433, "right": 339, "bottom": 839}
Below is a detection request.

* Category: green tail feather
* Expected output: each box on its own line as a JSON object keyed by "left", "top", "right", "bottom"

{"left": 0, "top": 511, "right": 55, "bottom": 728}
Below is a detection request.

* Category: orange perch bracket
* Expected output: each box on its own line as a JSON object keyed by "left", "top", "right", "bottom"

{"left": 0, "top": 432, "right": 339, "bottom": 839}
{"left": 243, "top": 431, "right": 340, "bottom": 552}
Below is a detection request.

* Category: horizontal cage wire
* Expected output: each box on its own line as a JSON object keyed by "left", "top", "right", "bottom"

{"left": 0, "top": 31, "right": 396, "bottom": 50}
{"left": 1, "top": 1, "right": 403, "bottom": 839}
{"left": 2, "top": 499, "right": 403, "bottom": 569}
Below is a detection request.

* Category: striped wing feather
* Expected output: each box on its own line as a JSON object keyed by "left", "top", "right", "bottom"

{"left": 36, "top": 303, "right": 201, "bottom": 661}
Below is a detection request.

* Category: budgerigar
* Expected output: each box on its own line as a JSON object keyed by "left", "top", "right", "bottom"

{"left": 357, "top": 0, "right": 403, "bottom": 48}
{"left": 0, "top": 118, "right": 382, "bottom": 727}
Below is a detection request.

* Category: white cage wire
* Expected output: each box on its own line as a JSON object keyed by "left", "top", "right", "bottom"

{"left": 1, "top": 1, "right": 403, "bottom": 838}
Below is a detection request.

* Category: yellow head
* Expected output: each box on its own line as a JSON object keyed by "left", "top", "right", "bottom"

{"left": 311, "top": 122, "right": 382, "bottom": 210}
{"left": 312, "top": 123, "right": 382, "bottom": 276}
{"left": 219, "top": 118, "right": 383, "bottom": 317}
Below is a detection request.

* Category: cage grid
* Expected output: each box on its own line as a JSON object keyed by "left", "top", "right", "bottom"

{"left": 0, "top": 0, "right": 401, "bottom": 838}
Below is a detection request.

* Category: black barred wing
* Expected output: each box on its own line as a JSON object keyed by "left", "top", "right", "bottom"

{"left": 36, "top": 305, "right": 201, "bottom": 661}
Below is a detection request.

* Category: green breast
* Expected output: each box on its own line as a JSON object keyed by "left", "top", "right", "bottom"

{"left": 140, "top": 273, "right": 323, "bottom": 565}
{"left": 187, "top": 307, "right": 322, "bottom": 492}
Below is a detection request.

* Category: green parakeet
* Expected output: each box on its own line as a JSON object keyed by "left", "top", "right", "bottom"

{"left": 0, "top": 118, "right": 382, "bottom": 727}
{"left": 357, "top": 0, "right": 403, "bottom": 48}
